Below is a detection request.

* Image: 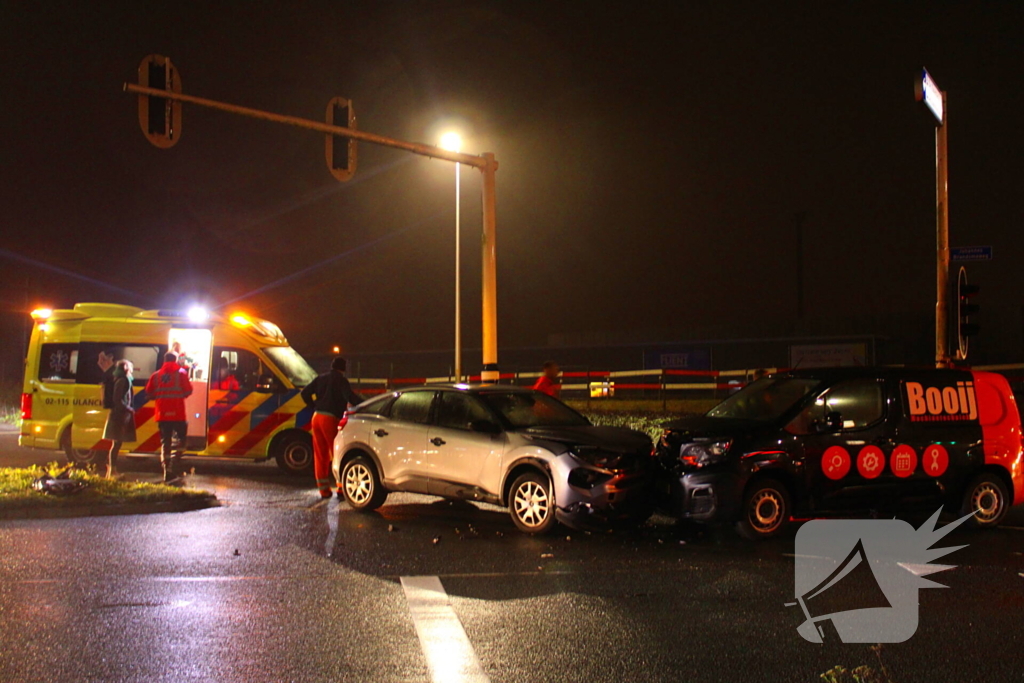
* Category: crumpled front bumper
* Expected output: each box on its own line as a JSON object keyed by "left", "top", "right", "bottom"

{"left": 554, "top": 466, "right": 653, "bottom": 530}
{"left": 655, "top": 468, "right": 743, "bottom": 522}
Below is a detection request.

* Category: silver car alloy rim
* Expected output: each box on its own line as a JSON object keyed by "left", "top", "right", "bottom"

{"left": 285, "top": 442, "right": 311, "bottom": 469}
{"left": 971, "top": 483, "right": 1003, "bottom": 522}
{"left": 749, "top": 489, "right": 784, "bottom": 532}
{"left": 514, "top": 481, "right": 550, "bottom": 527}
{"left": 345, "top": 464, "right": 373, "bottom": 505}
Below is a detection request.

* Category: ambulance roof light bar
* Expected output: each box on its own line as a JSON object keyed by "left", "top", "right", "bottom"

{"left": 30, "top": 308, "right": 53, "bottom": 321}
{"left": 187, "top": 306, "right": 209, "bottom": 323}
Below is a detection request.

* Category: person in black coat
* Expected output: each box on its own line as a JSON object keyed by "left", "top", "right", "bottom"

{"left": 301, "top": 357, "right": 366, "bottom": 497}
{"left": 102, "top": 360, "right": 136, "bottom": 478}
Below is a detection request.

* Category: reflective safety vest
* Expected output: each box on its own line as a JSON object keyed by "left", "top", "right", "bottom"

{"left": 145, "top": 362, "right": 193, "bottom": 422}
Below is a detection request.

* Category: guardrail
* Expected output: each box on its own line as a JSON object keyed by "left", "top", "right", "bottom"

{"left": 348, "top": 367, "right": 789, "bottom": 399}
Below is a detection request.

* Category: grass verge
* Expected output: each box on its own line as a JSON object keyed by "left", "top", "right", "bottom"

{"left": 0, "top": 463, "right": 217, "bottom": 518}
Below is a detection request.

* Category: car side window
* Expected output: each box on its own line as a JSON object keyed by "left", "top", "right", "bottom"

{"left": 212, "top": 347, "right": 264, "bottom": 392}
{"left": 435, "top": 392, "right": 493, "bottom": 431}
{"left": 389, "top": 391, "right": 435, "bottom": 425}
{"left": 353, "top": 394, "right": 395, "bottom": 416}
{"left": 788, "top": 378, "right": 885, "bottom": 433}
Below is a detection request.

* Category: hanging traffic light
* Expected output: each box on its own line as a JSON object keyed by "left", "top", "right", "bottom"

{"left": 136, "top": 55, "right": 182, "bottom": 148}
{"left": 325, "top": 97, "right": 357, "bottom": 182}
{"left": 956, "top": 266, "right": 980, "bottom": 360}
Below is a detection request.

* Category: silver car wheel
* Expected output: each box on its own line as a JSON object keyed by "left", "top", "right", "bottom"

{"left": 513, "top": 480, "right": 550, "bottom": 528}
{"left": 345, "top": 463, "right": 373, "bottom": 505}
{"left": 748, "top": 489, "right": 784, "bottom": 533}
{"left": 971, "top": 482, "right": 1004, "bottom": 522}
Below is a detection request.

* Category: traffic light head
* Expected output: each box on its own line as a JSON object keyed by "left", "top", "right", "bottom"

{"left": 136, "top": 55, "right": 182, "bottom": 148}
{"left": 325, "top": 97, "right": 357, "bottom": 182}
{"left": 955, "top": 266, "right": 980, "bottom": 360}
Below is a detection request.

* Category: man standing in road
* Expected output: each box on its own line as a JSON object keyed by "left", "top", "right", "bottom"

{"left": 532, "top": 361, "right": 562, "bottom": 399}
{"left": 145, "top": 352, "right": 193, "bottom": 484}
{"left": 301, "top": 357, "right": 366, "bottom": 498}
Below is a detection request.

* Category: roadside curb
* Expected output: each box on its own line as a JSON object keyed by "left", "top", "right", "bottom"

{"left": 0, "top": 496, "right": 220, "bottom": 521}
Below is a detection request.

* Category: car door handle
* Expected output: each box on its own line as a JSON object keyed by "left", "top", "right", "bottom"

{"left": 374, "top": 429, "right": 389, "bottom": 437}
{"left": 430, "top": 437, "right": 446, "bottom": 446}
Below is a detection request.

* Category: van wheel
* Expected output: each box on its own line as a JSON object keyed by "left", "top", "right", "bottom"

{"left": 273, "top": 432, "right": 314, "bottom": 475}
{"left": 960, "top": 474, "right": 1009, "bottom": 528}
{"left": 509, "top": 472, "right": 557, "bottom": 535}
{"left": 340, "top": 456, "right": 388, "bottom": 511}
{"left": 61, "top": 428, "right": 105, "bottom": 468}
{"left": 737, "top": 478, "right": 791, "bottom": 540}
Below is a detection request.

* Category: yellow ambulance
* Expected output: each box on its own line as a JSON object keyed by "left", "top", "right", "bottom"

{"left": 19, "top": 303, "right": 319, "bottom": 473}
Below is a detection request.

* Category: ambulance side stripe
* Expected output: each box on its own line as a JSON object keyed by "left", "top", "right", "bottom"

{"left": 224, "top": 412, "right": 293, "bottom": 456}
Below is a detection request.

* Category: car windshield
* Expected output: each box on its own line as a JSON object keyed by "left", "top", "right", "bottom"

{"left": 478, "top": 391, "right": 590, "bottom": 429}
{"left": 707, "top": 377, "right": 821, "bottom": 422}
{"left": 261, "top": 346, "right": 318, "bottom": 387}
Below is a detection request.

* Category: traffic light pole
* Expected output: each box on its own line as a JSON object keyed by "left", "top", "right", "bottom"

{"left": 935, "top": 91, "right": 950, "bottom": 368}
{"left": 124, "top": 80, "right": 501, "bottom": 381}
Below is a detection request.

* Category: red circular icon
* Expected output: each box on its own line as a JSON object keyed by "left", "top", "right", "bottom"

{"left": 923, "top": 444, "right": 949, "bottom": 477}
{"left": 857, "top": 445, "right": 885, "bottom": 479}
{"left": 890, "top": 445, "right": 918, "bottom": 478}
{"left": 822, "top": 445, "right": 851, "bottom": 480}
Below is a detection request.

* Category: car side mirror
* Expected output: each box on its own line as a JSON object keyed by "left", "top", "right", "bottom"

{"left": 470, "top": 419, "right": 502, "bottom": 435}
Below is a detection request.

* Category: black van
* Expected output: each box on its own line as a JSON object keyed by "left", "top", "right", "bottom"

{"left": 654, "top": 368, "right": 1024, "bottom": 539}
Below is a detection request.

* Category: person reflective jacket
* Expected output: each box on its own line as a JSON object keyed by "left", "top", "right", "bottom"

{"left": 145, "top": 361, "right": 194, "bottom": 422}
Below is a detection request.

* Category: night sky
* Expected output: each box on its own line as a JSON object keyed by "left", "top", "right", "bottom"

{"left": 2, "top": 1, "right": 1022, "bottom": 372}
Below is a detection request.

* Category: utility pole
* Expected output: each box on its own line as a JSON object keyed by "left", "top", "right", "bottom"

{"left": 915, "top": 68, "right": 949, "bottom": 368}
{"left": 125, "top": 56, "right": 501, "bottom": 381}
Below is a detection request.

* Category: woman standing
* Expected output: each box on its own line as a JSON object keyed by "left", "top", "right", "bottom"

{"left": 102, "top": 359, "right": 137, "bottom": 479}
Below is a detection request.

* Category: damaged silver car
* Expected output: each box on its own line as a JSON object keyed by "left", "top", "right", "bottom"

{"left": 332, "top": 385, "right": 654, "bottom": 534}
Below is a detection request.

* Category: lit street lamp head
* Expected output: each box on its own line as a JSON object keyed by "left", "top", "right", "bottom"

{"left": 439, "top": 131, "right": 462, "bottom": 153}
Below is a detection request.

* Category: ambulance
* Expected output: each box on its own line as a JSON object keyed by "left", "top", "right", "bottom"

{"left": 19, "top": 303, "right": 319, "bottom": 473}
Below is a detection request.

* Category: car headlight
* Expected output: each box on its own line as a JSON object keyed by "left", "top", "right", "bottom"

{"left": 570, "top": 445, "right": 624, "bottom": 470}
{"left": 679, "top": 440, "right": 732, "bottom": 468}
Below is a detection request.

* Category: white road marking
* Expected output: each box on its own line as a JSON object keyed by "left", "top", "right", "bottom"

{"left": 401, "top": 575, "right": 489, "bottom": 683}
{"left": 781, "top": 553, "right": 832, "bottom": 560}
{"left": 324, "top": 498, "right": 339, "bottom": 557}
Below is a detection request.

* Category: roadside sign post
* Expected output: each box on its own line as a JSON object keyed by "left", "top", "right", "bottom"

{"left": 125, "top": 57, "right": 501, "bottom": 381}
{"left": 915, "top": 68, "right": 950, "bottom": 368}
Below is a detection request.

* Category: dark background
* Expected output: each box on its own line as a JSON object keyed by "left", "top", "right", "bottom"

{"left": 2, "top": 1, "right": 1022, "bottom": 379}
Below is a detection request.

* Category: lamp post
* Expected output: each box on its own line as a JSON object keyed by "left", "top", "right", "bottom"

{"left": 439, "top": 131, "right": 463, "bottom": 381}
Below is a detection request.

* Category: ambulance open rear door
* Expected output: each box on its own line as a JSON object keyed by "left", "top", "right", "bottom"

{"left": 168, "top": 328, "right": 212, "bottom": 451}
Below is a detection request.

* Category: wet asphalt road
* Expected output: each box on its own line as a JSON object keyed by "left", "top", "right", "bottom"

{"left": 1, "top": 429, "right": 1023, "bottom": 683}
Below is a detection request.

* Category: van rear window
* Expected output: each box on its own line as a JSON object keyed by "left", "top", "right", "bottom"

{"left": 38, "top": 344, "right": 78, "bottom": 382}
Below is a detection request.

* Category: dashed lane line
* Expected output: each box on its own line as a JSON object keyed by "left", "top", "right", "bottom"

{"left": 401, "top": 575, "right": 490, "bottom": 683}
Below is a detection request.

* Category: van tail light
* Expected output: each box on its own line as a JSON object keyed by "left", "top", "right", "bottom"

{"left": 20, "top": 393, "right": 32, "bottom": 421}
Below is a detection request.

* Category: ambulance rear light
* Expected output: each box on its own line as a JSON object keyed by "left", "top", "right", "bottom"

{"left": 20, "top": 393, "right": 32, "bottom": 421}
{"left": 30, "top": 308, "right": 53, "bottom": 321}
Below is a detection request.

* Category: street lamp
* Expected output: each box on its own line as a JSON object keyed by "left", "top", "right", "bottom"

{"left": 439, "top": 131, "right": 463, "bottom": 381}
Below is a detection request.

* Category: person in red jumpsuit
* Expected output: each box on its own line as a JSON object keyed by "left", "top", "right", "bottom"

{"left": 532, "top": 361, "right": 562, "bottom": 398}
{"left": 301, "top": 357, "right": 366, "bottom": 498}
{"left": 145, "top": 352, "right": 194, "bottom": 483}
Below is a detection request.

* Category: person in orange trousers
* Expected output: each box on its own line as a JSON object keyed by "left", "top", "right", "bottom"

{"left": 301, "top": 357, "right": 366, "bottom": 498}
